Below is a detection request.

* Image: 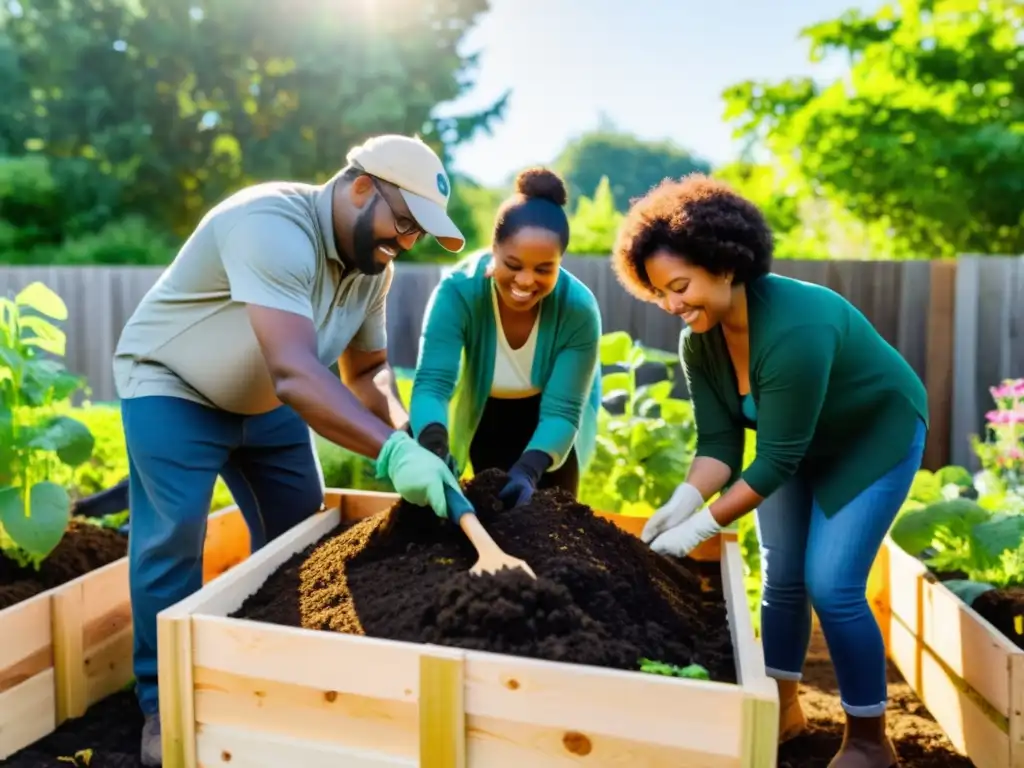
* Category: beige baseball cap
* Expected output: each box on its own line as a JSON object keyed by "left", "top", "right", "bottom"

{"left": 346, "top": 134, "right": 465, "bottom": 253}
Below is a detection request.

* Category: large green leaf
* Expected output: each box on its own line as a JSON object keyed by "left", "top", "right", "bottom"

{"left": 973, "top": 514, "right": 1024, "bottom": 560}
{"left": 15, "top": 282, "right": 68, "bottom": 321}
{"left": 27, "top": 415, "right": 95, "bottom": 466}
{"left": 936, "top": 465, "right": 975, "bottom": 490}
{"left": 0, "top": 481, "right": 70, "bottom": 558}
{"left": 18, "top": 315, "right": 67, "bottom": 356}
{"left": 601, "top": 372, "right": 631, "bottom": 399}
{"left": 638, "top": 345, "right": 679, "bottom": 366}
{"left": 636, "top": 380, "right": 673, "bottom": 405}
{"left": 599, "top": 332, "right": 632, "bottom": 366}
{"left": 890, "top": 498, "right": 990, "bottom": 556}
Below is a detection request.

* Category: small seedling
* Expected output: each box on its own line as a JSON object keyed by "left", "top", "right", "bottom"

{"left": 57, "top": 748, "right": 93, "bottom": 766}
{"left": 639, "top": 658, "right": 710, "bottom": 680}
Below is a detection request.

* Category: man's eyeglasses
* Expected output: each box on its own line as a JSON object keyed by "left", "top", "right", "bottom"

{"left": 370, "top": 177, "right": 422, "bottom": 238}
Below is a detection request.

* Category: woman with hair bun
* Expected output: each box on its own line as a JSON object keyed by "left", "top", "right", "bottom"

{"left": 409, "top": 167, "right": 601, "bottom": 507}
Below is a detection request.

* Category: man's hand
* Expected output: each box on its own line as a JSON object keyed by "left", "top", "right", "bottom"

{"left": 339, "top": 347, "right": 408, "bottom": 430}
{"left": 641, "top": 483, "right": 704, "bottom": 543}
{"left": 376, "top": 431, "right": 461, "bottom": 518}
{"left": 246, "top": 304, "right": 393, "bottom": 458}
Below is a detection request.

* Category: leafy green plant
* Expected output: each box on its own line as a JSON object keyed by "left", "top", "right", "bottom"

{"left": 0, "top": 282, "right": 94, "bottom": 567}
{"left": 890, "top": 498, "right": 1024, "bottom": 603}
{"left": 578, "top": 331, "right": 696, "bottom": 515}
{"left": 638, "top": 658, "right": 710, "bottom": 680}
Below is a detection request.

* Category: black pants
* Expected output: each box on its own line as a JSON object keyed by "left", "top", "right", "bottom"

{"left": 469, "top": 393, "right": 579, "bottom": 495}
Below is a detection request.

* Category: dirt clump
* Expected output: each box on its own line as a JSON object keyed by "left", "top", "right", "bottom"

{"left": 235, "top": 468, "right": 736, "bottom": 681}
{"left": 969, "top": 586, "right": 1024, "bottom": 651}
{"left": 0, "top": 520, "right": 127, "bottom": 611}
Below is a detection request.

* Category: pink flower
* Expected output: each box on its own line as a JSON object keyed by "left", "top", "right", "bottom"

{"left": 991, "top": 380, "right": 1024, "bottom": 399}
{"left": 987, "top": 409, "right": 1024, "bottom": 425}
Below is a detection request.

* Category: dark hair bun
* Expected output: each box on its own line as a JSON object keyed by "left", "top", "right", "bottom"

{"left": 514, "top": 167, "right": 567, "bottom": 207}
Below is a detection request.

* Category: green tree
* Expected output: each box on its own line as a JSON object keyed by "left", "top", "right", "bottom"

{"left": 723, "top": 0, "right": 1024, "bottom": 257}
{"left": 567, "top": 176, "right": 624, "bottom": 255}
{"left": 0, "top": 0, "right": 507, "bottom": 238}
{"left": 553, "top": 129, "right": 711, "bottom": 212}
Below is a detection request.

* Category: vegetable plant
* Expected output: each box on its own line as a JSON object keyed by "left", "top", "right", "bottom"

{"left": 0, "top": 282, "right": 95, "bottom": 568}
{"left": 578, "top": 331, "right": 696, "bottom": 516}
{"left": 890, "top": 497, "right": 1024, "bottom": 604}
{"left": 638, "top": 658, "right": 710, "bottom": 680}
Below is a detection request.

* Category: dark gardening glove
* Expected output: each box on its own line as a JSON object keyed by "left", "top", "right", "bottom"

{"left": 416, "top": 422, "right": 459, "bottom": 476}
{"left": 499, "top": 450, "right": 552, "bottom": 509}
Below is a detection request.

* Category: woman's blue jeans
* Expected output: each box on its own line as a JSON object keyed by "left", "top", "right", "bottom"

{"left": 756, "top": 418, "right": 926, "bottom": 717}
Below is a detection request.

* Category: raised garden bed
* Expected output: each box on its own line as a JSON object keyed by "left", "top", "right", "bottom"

{"left": 157, "top": 472, "right": 778, "bottom": 768}
{"left": 0, "top": 503, "right": 252, "bottom": 760}
{"left": 868, "top": 534, "right": 1023, "bottom": 768}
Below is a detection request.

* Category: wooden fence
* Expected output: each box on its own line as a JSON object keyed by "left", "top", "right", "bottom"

{"left": 2, "top": 255, "right": 1021, "bottom": 472}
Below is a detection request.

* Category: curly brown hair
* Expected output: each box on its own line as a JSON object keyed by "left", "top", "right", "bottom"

{"left": 611, "top": 173, "right": 773, "bottom": 302}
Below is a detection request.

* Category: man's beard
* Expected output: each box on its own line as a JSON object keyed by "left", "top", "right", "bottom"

{"left": 348, "top": 198, "right": 400, "bottom": 276}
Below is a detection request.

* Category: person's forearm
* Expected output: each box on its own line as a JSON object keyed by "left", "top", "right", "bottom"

{"left": 684, "top": 456, "right": 734, "bottom": 500}
{"left": 348, "top": 362, "right": 409, "bottom": 430}
{"left": 707, "top": 480, "right": 763, "bottom": 527}
{"left": 274, "top": 365, "right": 395, "bottom": 459}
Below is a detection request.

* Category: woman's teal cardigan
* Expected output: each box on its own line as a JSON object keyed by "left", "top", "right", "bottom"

{"left": 409, "top": 251, "right": 602, "bottom": 475}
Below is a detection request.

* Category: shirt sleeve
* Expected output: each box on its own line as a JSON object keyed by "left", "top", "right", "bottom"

{"left": 409, "top": 277, "right": 467, "bottom": 435}
{"left": 351, "top": 263, "right": 393, "bottom": 352}
{"left": 219, "top": 213, "right": 317, "bottom": 320}
{"left": 526, "top": 297, "right": 601, "bottom": 465}
{"left": 741, "top": 324, "right": 840, "bottom": 498}
{"left": 681, "top": 330, "right": 744, "bottom": 473}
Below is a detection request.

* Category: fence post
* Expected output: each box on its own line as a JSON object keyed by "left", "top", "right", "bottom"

{"left": 922, "top": 260, "right": 957, "bottom": 470}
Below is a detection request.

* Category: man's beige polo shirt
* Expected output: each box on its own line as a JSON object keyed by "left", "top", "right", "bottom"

{"left": 113, "top": 170, "right": 393, "bottom": 415}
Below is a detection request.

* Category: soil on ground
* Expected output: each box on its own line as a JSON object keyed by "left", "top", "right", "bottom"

{"left": 777, "top": 621, "right": 976, "bottom": 767}
{"left": 968, "top": 586, "right": 1024, "bottom": 651}
{"left": 0, "top": 520, "right": 127, "bottom": 611}
{"left": 234, "top": 468, "right": 735, "bottom": 681}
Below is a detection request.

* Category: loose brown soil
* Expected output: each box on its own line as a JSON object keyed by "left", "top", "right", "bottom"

{"left": 969, "top": 586, "right": 1024, "bottom": 650}
{"left": 778, "top": 622, "right": 976, "bottom": 767}
{"left": 0, "top": 520, "right": 127, "bottom": 611}
{"left": 234, "top": 469, "right": 736, "bottom": 681}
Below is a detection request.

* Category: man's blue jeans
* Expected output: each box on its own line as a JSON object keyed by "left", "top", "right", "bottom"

{"left": 121, "top": 396, "right": 324, "bottom": 716}
{"left": 756, "top": 418, "right": 926, "bottom": 717}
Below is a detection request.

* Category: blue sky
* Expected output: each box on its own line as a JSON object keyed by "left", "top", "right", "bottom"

{"left": 439, "top": 0, "right": 881, "bottom": 186}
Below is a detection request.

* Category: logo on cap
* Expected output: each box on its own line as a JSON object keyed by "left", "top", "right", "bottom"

{"left": 436, "top": 172, "right": 449, "bottom": 197}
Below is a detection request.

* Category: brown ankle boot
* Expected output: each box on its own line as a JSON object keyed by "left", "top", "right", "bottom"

{"left": 777, "top": 679, "right": 807, "bottom": 743}
{"left": 828, "top": 713, "right": 898, "bottom": 767}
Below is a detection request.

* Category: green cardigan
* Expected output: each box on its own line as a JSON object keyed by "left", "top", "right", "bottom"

{"left": 682, "top": 273, "right": 929, "bottom": 517}
{"left": 409, "top": 251, "right": 602, "bottom": 474}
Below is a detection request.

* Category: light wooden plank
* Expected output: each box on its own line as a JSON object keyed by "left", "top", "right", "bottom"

{"left": 462, "top": 647, "right": 744, "bottom": 753}
{"left": 193, "top": 666, "right": 418, "bottom": 761}
{"left": 84, "top": 624, "right": 134, "bottom": 706}
{"left": 0, "top": 592, "right": 52, "bottom": 692}
{"left": 187, "top": 508, "right": 340, "bottom": 619}
{"left": 465, "top": 714, "right": 741, "bottom": 768}
{"left": 888, "top": 607, "right": 1009, "bottom": 768}
{"left": 1010, "top": 653, "right": 1024, "bottom": 768}
{"left": 0, "top": 668, "right": 57, "bottom": 760}
{"left": 420, "top": 650, "right": 466, "bottom": 768}
{"left": 195, "top": 723, "right": 415, "bottom": 767}
{"left": 80, "top": 558, "right": 131, "bottom": 648}
{"left": 924, "top": 259, "right": 957, "bottom": 469}
{"left": 340, "top": 489, "right": 399, "bottom": 521}
{"left": 158, "top": 610, "right": 197, "bottom": 768}
{"left": 884, "top": 538, "right": 1018, "bottom": 718}
{"left": 192, "top": 615, "right": 424, "bottom": 701}
{"left": 51, "top": 582, "right": 87, "bottom": 723}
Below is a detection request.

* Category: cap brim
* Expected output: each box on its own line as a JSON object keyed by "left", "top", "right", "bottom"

{"left": 399, "top": 189, "right": 465, "bottom": 253}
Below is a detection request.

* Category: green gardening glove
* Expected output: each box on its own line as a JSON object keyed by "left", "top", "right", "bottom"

{"left": 375, "top": 431, "right": 461, "bottom": 519}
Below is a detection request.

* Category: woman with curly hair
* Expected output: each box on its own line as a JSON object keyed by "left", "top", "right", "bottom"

{"left": 409, "top": 168, "right": 601, "bottom": 508}
{"left": 611, "top": 174, "right": 927, "bottom": 767}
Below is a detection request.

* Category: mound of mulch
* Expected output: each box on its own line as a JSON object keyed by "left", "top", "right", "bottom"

{"left": 234, "top": 468, "right": 736, "bottom": 682}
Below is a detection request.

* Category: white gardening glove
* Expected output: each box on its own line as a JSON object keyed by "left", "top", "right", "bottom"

{"left": 649, "top": 508, "right": 723, "bottom": 559}
{"left": 641, "top": 482, "right": 704, "bottom": 543}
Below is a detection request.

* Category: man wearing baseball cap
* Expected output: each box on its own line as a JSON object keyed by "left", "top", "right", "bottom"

{"left": 112, "top": 134, "right": 466, "bottom": 765}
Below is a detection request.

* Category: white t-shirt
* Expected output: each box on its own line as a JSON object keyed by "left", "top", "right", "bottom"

{"left": 489, "top": 282, "right": 541, "bottom": 399}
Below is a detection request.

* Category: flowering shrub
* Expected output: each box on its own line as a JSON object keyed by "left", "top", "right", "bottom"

{"left": 973, "top": 378, "right": 1024, "bottom": 497}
